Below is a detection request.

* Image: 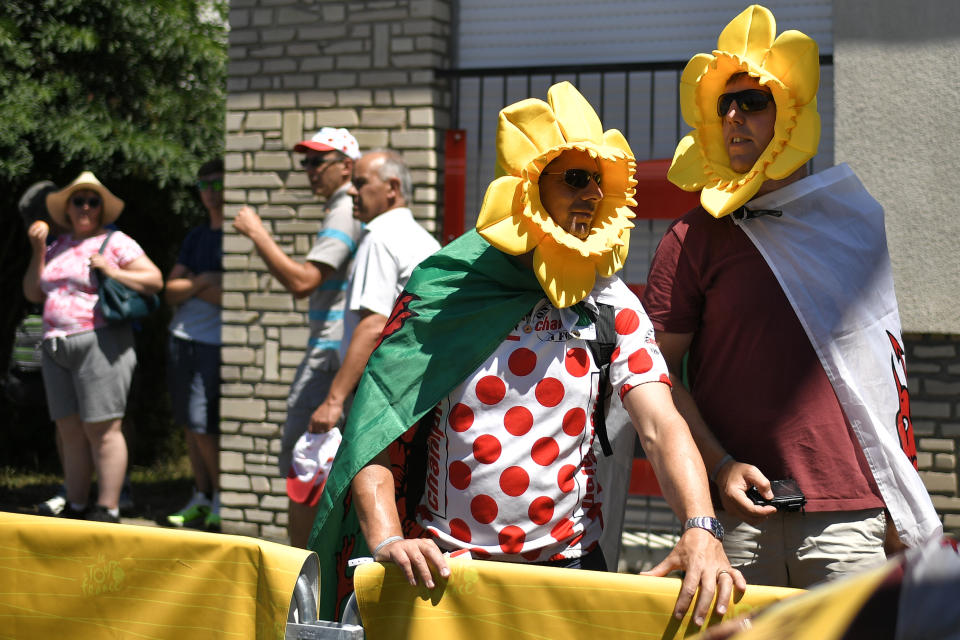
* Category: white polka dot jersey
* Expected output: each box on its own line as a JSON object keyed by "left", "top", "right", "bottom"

{"left": 418, "top": 276, "right": 671, "bottom": 562}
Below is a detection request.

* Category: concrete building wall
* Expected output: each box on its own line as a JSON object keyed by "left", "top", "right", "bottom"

{"left": 220, "top": 0, "right": 451, "bottom": 540}
{"left": 833, "top": 0, "right": 960, "bottom": 335}
{"left": 834, "top": 0, "right": 959, "bottom": 538}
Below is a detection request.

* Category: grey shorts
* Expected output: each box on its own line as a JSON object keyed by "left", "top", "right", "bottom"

{"left": 278, "top": 350, "right": 347, "bottom": 475}
{"left": 41, "top": 324, "right": 136, "bottom": 423}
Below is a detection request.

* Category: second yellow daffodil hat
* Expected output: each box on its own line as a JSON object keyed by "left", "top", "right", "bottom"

{"left": 476, "top": 81, "right": 637, "bottom": 308}
{"left": 668, "top": 4, "right": 821, "bottom": 217}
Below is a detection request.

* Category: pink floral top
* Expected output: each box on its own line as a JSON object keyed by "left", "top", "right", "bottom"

{"left": 40, "top": 231, "right": 145, "bottom": 339}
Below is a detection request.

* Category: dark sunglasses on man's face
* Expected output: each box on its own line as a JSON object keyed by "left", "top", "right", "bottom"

{"left": 71, "top": 196, "right": 101, "bottom": 208}
{"left": 717, "top": 89, "right": 774, "bottom": 118}
{"left": 542, "top": 168, "right": 602, "bottom": 190}
{"left": 196, "top": 179, "right": 224, "bottom": 192}
{"left": 300, "top": 156, "right": 339, "bottom": 170}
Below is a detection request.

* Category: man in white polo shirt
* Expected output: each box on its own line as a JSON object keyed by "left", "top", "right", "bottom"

{"left": 307, "top": 150, "right": 440, "bottom": 435}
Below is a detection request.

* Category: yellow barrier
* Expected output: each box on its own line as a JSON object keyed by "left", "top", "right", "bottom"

{"left": 694, "top": 561, "right": 894, "bottom": 640}
{"left": 0, "top": 512, "right": 315, "bottom": 640}
{"left": 353, "top": 558, "right": 802, "bottom": 640}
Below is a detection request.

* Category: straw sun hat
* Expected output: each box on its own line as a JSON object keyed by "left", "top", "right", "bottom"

{"left": 45, "top": 171, "right": 125, "bottom": 229}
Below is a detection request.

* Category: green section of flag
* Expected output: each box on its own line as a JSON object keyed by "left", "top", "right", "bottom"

{"left": 309, "top": 230, "right": 543, "bottom": 620}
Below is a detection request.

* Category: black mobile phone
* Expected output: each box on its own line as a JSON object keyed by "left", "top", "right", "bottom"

{"left": 747, "top": 479, "right": 806, "bottom": 512}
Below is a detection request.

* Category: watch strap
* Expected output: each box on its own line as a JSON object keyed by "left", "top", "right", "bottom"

{"left": 683, "top": 516, "right": 724, "bottom": 541}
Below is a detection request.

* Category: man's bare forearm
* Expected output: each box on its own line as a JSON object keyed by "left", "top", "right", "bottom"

{"left": 623, "top": 382, "right": 714, "bottom": 520}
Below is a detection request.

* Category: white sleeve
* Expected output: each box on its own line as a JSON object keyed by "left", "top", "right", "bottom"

{"left": 352, "top": 233, "right": 399, "bottom": 317}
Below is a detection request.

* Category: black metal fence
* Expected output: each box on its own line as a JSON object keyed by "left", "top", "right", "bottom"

{"left": 438, "top": 59, "right": 833, "bottom": 285}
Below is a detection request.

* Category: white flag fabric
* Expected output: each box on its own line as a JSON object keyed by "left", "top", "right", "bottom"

{"left": 736, "top": 164, "right": 941, "bottom": 547}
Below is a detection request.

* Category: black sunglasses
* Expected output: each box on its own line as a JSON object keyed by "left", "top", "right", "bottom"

{"left": 196, "top": 179, "right": 224, "bottom": 192}
{"left": 71, "top": 196, "right": 102, "bottom": 208}
{"left": 300, "top": 156, "right": 339, "bottom": 170}
{"left": 542, "top": 168, "right": 602, "bottom": 190}
{"left": 717, "top": 89, "right": 774, "bottom": 118}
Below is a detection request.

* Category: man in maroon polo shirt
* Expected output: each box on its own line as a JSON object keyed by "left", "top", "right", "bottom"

{"left": 643, "top": 5, "right": 939, "bottom": 588}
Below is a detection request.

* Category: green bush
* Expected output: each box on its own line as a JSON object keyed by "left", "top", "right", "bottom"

{"left": 0, "top": 0, "right": 227, "bottom": 470}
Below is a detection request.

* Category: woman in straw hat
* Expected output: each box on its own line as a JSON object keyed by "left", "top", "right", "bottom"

{"left": 22, "top": 171, "right": 162, "bottom": 523}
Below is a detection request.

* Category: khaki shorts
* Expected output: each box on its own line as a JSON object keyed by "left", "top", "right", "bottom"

{"left": 719, "top": 508, "right": 887, "bottom": 589}
{"left": 41, "top": 325, "right": 136, "bottom": 423}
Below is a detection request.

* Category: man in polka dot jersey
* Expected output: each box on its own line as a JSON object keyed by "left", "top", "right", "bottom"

{"left": 308, "top": 82, "right": 744, "bottom": 626}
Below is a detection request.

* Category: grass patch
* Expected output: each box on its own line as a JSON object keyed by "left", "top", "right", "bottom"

{"left": 0, "top": 454, "right": 194, "bottom": 524}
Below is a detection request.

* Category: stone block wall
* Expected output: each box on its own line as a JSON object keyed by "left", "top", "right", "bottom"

{"left": 221, "top": 0, "right": 452, "bottom": 540}
{"left": 905, "top": 334, "right": 960, "bottom": 536}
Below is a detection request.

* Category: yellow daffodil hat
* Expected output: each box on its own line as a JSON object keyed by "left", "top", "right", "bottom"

{"left": 668, "top": 4, "right": 821, "bottom": 217}
{"left": 476, "top": 81, "right": 637, "bottom": 308}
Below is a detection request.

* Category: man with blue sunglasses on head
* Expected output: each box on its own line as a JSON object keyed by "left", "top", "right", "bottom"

{"left": 165, "top": 158, "right": 226, "bottom": 531}
{"left": 233, "top": 127, "right": 364, "bottom": 548}
{"left": 643, "top": 5, "right": 940, "bottom": 588}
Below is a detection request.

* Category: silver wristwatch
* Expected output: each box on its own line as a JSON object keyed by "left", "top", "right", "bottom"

{"left": 683, "top": 516, "right": 724, "bottom": 541}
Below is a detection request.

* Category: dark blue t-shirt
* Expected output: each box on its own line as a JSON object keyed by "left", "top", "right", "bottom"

{"left": 177, "top": 225, "right": 222, "bottom": 274}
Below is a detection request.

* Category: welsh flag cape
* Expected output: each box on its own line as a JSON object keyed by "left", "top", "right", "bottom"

{"left": 735, "top": 164, "right": 941, "bottom": 548}
{"left": 308, "top": 230, "right": 544, "bottom": 620}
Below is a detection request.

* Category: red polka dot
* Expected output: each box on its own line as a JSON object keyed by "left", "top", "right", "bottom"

{"left": 449, "top": 403, "right": 474, "bottom": 432}
{"left": 619, "top": 383, "right": 634, "bottom": 401}
{"left": 611, "top": 346, "right": 620, "bottom": 361}
{"left": 550, "top": 518, "right": 575, "bottom": 542}
{"left": 521, "top": 549, "right": 541, "bottom": 562}
{"left": 628, "top": 348, "right": 653, "bottom": 374}
{"left": 562, "top": 408, "right": 586, "bottom": 436}
{"left": 470, "top": 547, "right": 491, "bottom": 559}
{"left": 504, "top": 406, "right": 533, "bottom": 436}
{"left": 476, "top": 375, "right": 506, "bottom": 405}
{"left": 500, "top": 466, "right": 529, "bottom": 496}
{"left": 528, "top": 496, "right": 555, "bottom": 525}
{"left": 471, "top": 494, "right": 498, "bottom": 524}
{"left": 557, "top": 465, "right": 576, "bottom": 492}
{"left": 535, "top": 378, "right": 564, "bottom": 407}
{"left": 531, "top": 437, "right": 560, "bottom": 466}
{"left": 473, "top": 434, "right": 502, "bottom": 464}
{"left": 659, "top": 373, "right": 672, "bottom": 386}
{"left": 587, "top": 503, "right": 603, "bottom": 521}
{"left": 564, "top": 347, "right": 590, "bottom": 377}
{"left": 508, "top": 348, "right": 537, "bottom": 376}
{"left": 498, "top": 525, "right": 526, "bottom": 554}
{"left": 450, "top": 518, "right": 472, "bottom": 543}
{"left": 615, "top": 309, "right": 640, "bottom": 335}
{"left": 449, "top": 460, "right": 472, "bottom": 490}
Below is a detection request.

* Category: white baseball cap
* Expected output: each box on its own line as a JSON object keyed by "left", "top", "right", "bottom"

{"left": 286, "top": 428, "right": 342, "bottom": 506}
{"left": 293, "top": 127, "right": 361, "bottom": 160}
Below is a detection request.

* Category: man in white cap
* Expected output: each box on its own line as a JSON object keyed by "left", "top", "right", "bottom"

{"left": 234, "top": 127, "right": 364, "bottom": 547}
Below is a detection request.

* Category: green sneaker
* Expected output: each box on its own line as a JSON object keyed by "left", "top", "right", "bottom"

{"left": 203, "top": 492, "right": 221, "bottom": 532}
{"left": 166, "top": 491, "right": 211, "bottom": 528}
{"left": 203, "top": 510, "right": 221, "bottom": 532}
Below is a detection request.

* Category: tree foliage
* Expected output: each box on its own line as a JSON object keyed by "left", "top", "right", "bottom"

{"left": 0, "top": 0, "right": 228, "bottom": 467}
{"left": 0, "top": 0, "right": 226, "bottom": 209}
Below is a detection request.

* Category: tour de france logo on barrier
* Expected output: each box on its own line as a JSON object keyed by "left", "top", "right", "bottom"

{"left": 81, "top": 554, "right": 125, "bottom": 596}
